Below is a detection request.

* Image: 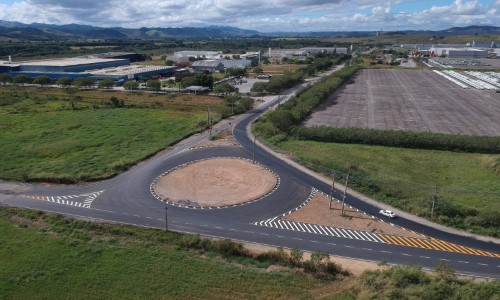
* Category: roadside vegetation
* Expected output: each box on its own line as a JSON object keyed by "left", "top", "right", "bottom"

{"left": 0, "top": 86, "right": 228, "bottom": 183}
{"left": 1, "top": 207, "right": 498, "bottom": 299}
{"left": 254, "top": 61, "right": 500, "bottom": 237}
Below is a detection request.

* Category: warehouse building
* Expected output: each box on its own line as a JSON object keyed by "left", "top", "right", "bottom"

{"left": 191, "top": 60, "right": 225, "bottom": 72}
{"left": 430, "top": 47, "right": 489, "bottom": 58}
{"left": 301, "top": 47, "right": 348, "bottom": 54}
{"left": 173, "top": 51, "right": 222, "bottom": 61}
{"left": 89, "top": 65, "right": 179, "bottom": 83}
{"left": 17, "top": 57, "right": 129, "bottom": 73}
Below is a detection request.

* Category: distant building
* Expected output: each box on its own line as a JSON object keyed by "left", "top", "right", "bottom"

{"left": 470, "top": 41, "right": 497, "bottom": 49}
{"left": 220, "top": 59, "right": 252, "bottom": 69}
{"left": 301, "top": 47, "right": 348, "bottom": 55}
{"left": 81, "top": 52, "right": 147, "bottom": 63}
{"left": 430, "top": 47, "right": 488, "bottom": 58}
{"left": 173, "top": 51, "right": 222, "bottom": 60}
{"left": 191, "top": 60, "right": 224, "bottom": 72}
{"left": 267, "top": 48, "right": 306, "bottom": 59}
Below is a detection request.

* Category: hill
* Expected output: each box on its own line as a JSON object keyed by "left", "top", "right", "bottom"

{"left": 0, "top": 21, "right": 498, "bottom": 41}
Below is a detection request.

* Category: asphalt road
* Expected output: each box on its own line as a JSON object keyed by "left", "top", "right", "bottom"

{"left": 1, "top": 71, "right": 499, "bottom": 279}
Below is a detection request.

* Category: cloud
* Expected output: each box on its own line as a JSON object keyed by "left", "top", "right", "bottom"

{"left": 0, "top": 0, "right": 497, "bottom": 32}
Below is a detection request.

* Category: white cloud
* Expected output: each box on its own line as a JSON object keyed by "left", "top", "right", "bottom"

{"left": 0, "top": 0, "right": 497, "bottom": 32}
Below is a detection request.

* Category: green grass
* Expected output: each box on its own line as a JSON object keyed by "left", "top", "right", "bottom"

{"left": 276, "top": 140, "right": 500, "bottom": 236}
{"left": 1, "top": 207, "right": 498, "bottom": 299}
{"left": 0, "top": 86, "right": 224, "bottom": 182}
{"left": 0, "top": 208, "right": 329, "bottom": 299}
{"left": 0, "top": 109, "right": 205, "bottom": 182}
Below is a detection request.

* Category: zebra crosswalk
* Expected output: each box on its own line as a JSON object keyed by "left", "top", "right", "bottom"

{"left": 24, "top": 191, "right": 104, "bottom": 208}
{"left": 253, "top": 217, "right": 500, "bottom": 258}
{"left": 254, "top": 218, "right": 386, "bottom": 243}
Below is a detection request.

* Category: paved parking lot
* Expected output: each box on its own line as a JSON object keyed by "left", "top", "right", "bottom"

{"left": 305, "top": 69, "right": 500, "bottom": 136}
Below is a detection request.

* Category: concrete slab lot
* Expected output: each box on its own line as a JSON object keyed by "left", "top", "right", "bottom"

{"left": 305, "top": 69, "right": 500, "bottom": 136}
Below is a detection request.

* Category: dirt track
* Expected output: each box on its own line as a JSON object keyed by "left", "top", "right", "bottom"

{"left": 305, "top": 69, "right": 500, "bottom": 136}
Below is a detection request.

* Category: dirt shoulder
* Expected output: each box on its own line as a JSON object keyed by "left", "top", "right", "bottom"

{"left": 283, "top": 191, "right": 425, "bottom": 239}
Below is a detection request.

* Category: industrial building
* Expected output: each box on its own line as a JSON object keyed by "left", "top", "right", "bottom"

{"left": 89, "top": 65, "right": 179, "bottom": 82}
{"left": 191, "top": 60, "right": 225, "bottom": 72}
{"left": 429, "top": 47, "right": 489, "bottom": 58}
{"left": 173, "top": 51, "right": 222, "bottom": 61}
{"left": 81, "top": 52, "right": 147, "bottom": 63}
{"left": 302, "top": 47, "right": 348, "bottom": 55}
{"left": 0, "top": 54, "right": 177, "bottom": 84}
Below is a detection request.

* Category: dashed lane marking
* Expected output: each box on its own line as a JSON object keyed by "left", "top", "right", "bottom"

{"left": 23, "top": 191, "right": 104, "bottom": 209}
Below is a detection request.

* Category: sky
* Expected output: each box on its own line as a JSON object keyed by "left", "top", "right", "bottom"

{"left": 0, "top": 0, "right": 498, "bottom": 32}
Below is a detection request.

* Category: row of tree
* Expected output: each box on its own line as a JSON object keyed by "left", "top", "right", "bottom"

{"left": 296, "top": 127, "right": 500, "bottom": 154}
{"left": 0, "top": 73, "right": 117, "bottom": 89}
{"left": 264, "top": 65, "right": 360, "bottom": 133}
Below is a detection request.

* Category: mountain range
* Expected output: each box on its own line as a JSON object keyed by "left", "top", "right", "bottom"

{"left": 0, "top": 20, "right": 498, "bottom": 41}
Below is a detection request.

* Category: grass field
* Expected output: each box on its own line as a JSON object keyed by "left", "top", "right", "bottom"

{"left": 260, "top": 64, "right": 304, "bottom": 74}
{"left": 0, "top": 208, "right": 328, "bottom": 299}
{"left": 0, "top": 86, "right": 224, "bottom": 182}
{"left": 276, "top": 140, "right": 500, "bottom": 236}
{"left": 1, "top": 207, "right": 498, "bottom": 299}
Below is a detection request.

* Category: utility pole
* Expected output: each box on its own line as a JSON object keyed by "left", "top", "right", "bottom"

{"left": 431, "top": 185, "right": 438, "bottom": 221}
{"left": 329, "top": 174, "right": 335, "bottom": 209}
{"left": 341, "top": 173, "right": 349, "bottom": 216}
{"left": 164, "top": 205, "right": 168, "bottom": 231}
{"left": 252, "top": 134, "right": 256, "bottom": 163}
{"left": 207, "top": 107, "right": 212, "bottom": 139}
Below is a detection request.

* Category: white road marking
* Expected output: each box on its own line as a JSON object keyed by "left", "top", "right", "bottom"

{"left": 362, "top": 248, "right": 373, "bottom": 251}
{"left": 478, "top": 263, "right": 488, "bottom": 266}
{"left": 381, "top": 251, "right": 392, "bottom": 253}
{"left": 440, "top": 259, "right": 450, "bottom": 261}
{"left": 401, "top": 253, "right": 412, "bottom": 256}
{"left": 458, "top": 261, "right": 469, "bottom": 264}
{"left": 420, "top": 256, "right": 431, "bottom": 259}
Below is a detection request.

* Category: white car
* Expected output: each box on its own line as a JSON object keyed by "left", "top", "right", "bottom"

{"left": 379, "top": 209, "right": 396, "bottom": 218}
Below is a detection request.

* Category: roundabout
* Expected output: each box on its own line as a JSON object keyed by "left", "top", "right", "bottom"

{"left": 152, "top": 157, "right": 279, "bottom": 208}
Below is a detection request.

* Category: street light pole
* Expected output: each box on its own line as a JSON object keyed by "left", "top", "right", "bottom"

{"left": 329, "top": 174, "right": 335, "bottom": 209}
{"left": 252, "top": 134, "right": 256, "bottom": 163}
{"left": 341, "top": 173, "right": 349, "bottom": 216}
{"left": 164, "top": 205, "right": 168, "bottom": 231}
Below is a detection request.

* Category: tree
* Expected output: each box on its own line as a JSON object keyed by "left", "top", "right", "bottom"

{"left": 33, "top": 75, "right": 52, "bottom": 87}
{"left": 165, "top": 60, "right": 175, "bottom": 66}
{"left": 213, "top": 83, "right": 238, "bottom": 96}
{"left": 253, "top": 67, "right": 263, "bottom": 73}
{"left": 13, "top": 75, "right": 30, "bottom": 86}
{"left": 250, "top": 81, "right": 267, "bottom": 95}
{"left": 56, "top": 77, "right": 73, "bottom": 88}
{"left": 74, "top": 77, "right": 95, "bottom": 89}
{"left": 226, "top": 68, "right": 246, "bottom": 77}
{"left": 123, "top": 81, "right": 139, "bottom": 90}
{"left": 64, "top": 87, "right": 81, "bottom": 110}
{"left": 98, "top": 79, "right": 114, "bottom": 89}
{"left": 269, "top": 109, "right": 295, "bottom": 133}
{"left": 0, "top": 73, "right": 13, "bottom": 85}
{"left": 146, "top": 79, "right": 161, "bottom": 93}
